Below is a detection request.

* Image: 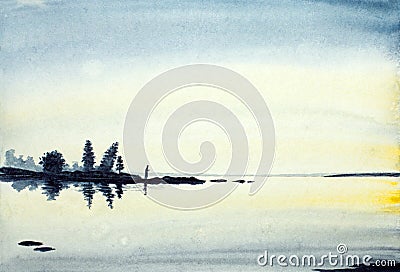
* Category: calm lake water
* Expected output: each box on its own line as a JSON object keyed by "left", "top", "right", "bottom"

{"left": 0, "top": 177, "right": 398, "bottom": 271}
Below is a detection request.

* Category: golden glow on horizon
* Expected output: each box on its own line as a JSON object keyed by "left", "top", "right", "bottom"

{"left": 1, "top": 178, "right": 399, "bottom": 218}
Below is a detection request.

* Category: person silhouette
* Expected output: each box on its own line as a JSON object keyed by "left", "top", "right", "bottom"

{"left": 144, "top": 165, "right": 149, "bottom": 195}
{"left": 144, "top": 165, "right": 149, "bottom": 179}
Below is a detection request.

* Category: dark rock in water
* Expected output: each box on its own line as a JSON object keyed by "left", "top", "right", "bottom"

{"left": 232, "top": 180, "right": 246, "bottom": 183}
{"left": 162, "top": 176, "right": 205, "bottom": 185}
{"left": 33, "top": 246, "right": 55, "bottom": 252}
{"left": 210, "top": 179, "right": 227, "bottom": 183}
{"left": 18, "top": 241, "right": 43, "bottom": 247}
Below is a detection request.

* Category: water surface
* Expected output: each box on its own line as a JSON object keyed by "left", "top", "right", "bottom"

{"left": 0, "top": 177, "right": 398, "bottom": 271}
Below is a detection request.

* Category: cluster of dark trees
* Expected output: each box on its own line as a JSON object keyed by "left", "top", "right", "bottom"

{"left": 79, "top": 140, "right": 124, "bottom": 174}
{"left": 4, "top": 149, "right": 42, "bottom": 171}
{"left": 40, "top": 140, "right": 125, "bottom": 174}
{"left": 5, "top": 140, "right": 125, "bottom": 175}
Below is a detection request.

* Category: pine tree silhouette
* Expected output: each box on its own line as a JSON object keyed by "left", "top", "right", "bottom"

{"left": 116, "top": 155, "right": 124, "bottom": 174}
{"left": 82, "top": 140, "right": 96, "bottom": 172}
{"left": 99, "top": 142, "right": 119, "bottom": 173}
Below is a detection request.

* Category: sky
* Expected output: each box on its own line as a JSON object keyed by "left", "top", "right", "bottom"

{"left": 0, "top": 0, "right": 399, "bottom": 174}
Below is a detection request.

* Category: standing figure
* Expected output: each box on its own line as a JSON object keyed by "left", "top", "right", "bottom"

{"left": 144, "top": 165, "right": 149, "bottom": 195}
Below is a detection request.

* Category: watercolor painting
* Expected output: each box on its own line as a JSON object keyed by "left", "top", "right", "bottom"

{"left": 1, "top": 0, "right": 399, "bottom": 271}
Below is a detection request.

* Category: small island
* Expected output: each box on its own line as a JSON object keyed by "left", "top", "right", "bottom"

{"left": 0, "top": 140, "right": 208, "bottom": 209}
{"left": 0, "top": 140, "right": 205, "bottom": 185}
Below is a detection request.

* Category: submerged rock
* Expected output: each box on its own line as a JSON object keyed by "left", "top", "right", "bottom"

{"left": 18, "top": 241, "right": 43, "bottom": 247}
{"left": 33, "top": 246, "right": 56, "bottom": 252}
{"left": 210, "top": 179, "right": 227, "bottom": 183}
{"left": 162, "top": 176, "right": 205, "bottom": 185}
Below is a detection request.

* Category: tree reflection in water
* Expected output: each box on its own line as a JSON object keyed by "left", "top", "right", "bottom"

{"left": 5, "top": 179, "right": 141, "bottom": 209}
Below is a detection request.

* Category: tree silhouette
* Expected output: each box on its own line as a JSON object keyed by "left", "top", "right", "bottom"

{"left": 11, "top": 180, "right": 32, "bottom": 192}
{"left": 39, "top": 150, "right": 65, "bottom": 174}
{"left": 97, "top": 183, "right": 115, "bottom": 209}
{"left": 116, "top": 156, "right": 124, "bottom": 174}
{"left": 25, "top": 156, "right": 36, "bottom": 170}
{"left": 99, "top": 142, "right": 119, "bottom": 173}
{"left": 115, "top": 183, "right": 124, "bottom": 199}
{"left": 71, "top": 161, "right": 82, "bottom": 171}
{"left": 16, "top": 155, "right": 24, "bottom": 167}
{"left": 82, "top": 140, "right": 96, "bottom": 172}
{"left": 41, "top": 180, "right": 63, "bottom": 200}
{"left": 4, "top": 149, "right": 17, "bottom": 166}
{"left": 81, "top": 182, "right": 96, "bottom": 209}
{"left": 4, "top": 149, "right": 41, "bottom": 171}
